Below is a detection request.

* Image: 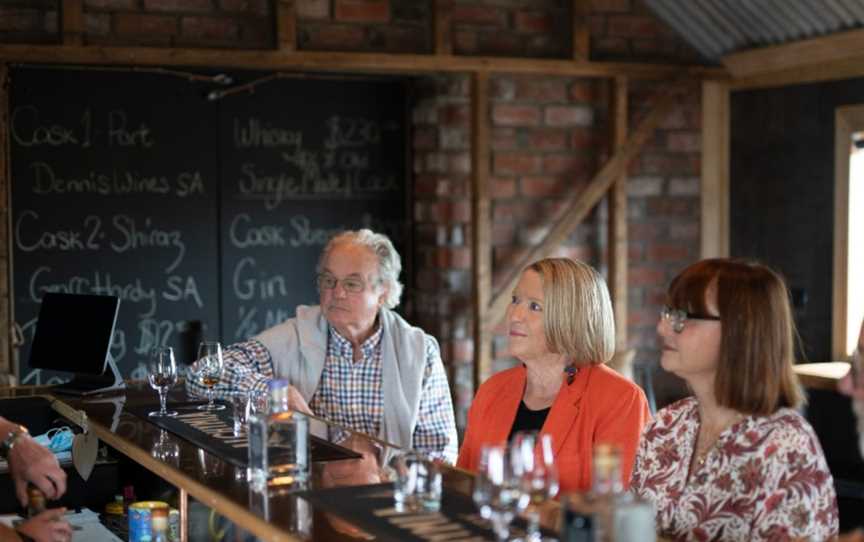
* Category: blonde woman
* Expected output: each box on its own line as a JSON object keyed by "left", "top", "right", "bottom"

{"left": 457, "top": 258, "right": 651, "bottom": 492}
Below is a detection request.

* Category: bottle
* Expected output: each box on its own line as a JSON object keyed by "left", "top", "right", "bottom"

{"left": 247, "top": 379, "right": 310, "bottom": 492}
{"left": 590, "top": 443, "right": 655, "bottom": 542}
{"left": 26, "top": 486, "right": 46, "bottom": 518}
{"left": 151, "top": 507, "right": 169, "bottom": 542}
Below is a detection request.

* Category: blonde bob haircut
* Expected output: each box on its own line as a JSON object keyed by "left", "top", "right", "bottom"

{"left": 527, "top": 258, "right": 615, "bottom": 366}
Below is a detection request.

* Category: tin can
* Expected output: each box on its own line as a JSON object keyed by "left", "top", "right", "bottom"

{"left": 168, "top": 508, "right": 180, "bottom": 542}
{"left": 128, "top": 501, "right": 169, "bottom": 542}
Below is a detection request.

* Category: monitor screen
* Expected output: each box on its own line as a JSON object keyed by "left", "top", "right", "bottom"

{"left": 28, "top": 293, "right": 120, "bottom": 375}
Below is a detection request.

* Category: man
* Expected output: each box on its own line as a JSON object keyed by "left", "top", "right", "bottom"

{"left": 188, "top": 229, "right": 458, "bottom": 463}
{"left": 0, "top": 417, "right": 72, "bottom": 541}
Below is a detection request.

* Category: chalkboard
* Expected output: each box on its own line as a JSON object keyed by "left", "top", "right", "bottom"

{"left": 9, "top": 66, "right": 410, "bottom": 385}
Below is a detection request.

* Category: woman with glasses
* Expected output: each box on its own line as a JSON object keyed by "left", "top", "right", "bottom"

{"left": 186, "top": 229, "right": 458, "bottom": 463}
{"left": 630, "top": 258, "right": 838, "bottom": 540}
{"left": 457, "top": 258, "right": 651, "bottom": 492}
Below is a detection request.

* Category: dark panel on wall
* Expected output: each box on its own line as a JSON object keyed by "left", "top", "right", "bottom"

{"left": 9, "top": 67, "right": 411, "bottom": 385}
{"left": 731, "top": 78, "right": 864, "bottom": 363}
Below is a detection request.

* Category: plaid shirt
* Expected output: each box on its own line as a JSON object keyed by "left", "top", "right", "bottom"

{"left": 186, "top": 325, "right": 458, "bottom": 463}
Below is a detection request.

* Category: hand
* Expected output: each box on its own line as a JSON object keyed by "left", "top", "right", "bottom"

{"left": 16, "top": 508, "right": 73, "bottom": 542}
{"left": 321, "top": 435, "right": 382, "bottom": 487}
{"left": 837, "top": 371, "right": 864, "bottom": 401}
{"left": 9, "top": 435, "right": 67, "bottom": 505}
{"left": 286, "top": 385, "right": 313, "bottom": 416}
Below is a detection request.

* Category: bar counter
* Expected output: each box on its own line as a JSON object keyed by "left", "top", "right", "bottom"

{"left": 0, "top": 384, "right": 479, "bottom": 541}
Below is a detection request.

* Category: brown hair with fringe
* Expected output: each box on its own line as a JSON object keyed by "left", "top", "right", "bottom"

{"left": 667, "top": 258, "right": 804, "bottom": 415}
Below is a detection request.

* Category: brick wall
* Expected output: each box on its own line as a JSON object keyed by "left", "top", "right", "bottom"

{"left": 0, "top": 0, "right": 704, "bottom": 424}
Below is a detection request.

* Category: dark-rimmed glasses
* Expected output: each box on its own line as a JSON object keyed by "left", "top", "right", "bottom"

{"left": 660, "top": 306, "right": 721, "bottom": 333}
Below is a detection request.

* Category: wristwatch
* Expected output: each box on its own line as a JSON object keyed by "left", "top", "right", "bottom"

{"left": 0, "top": 425, "right": 28, "bottom": 459}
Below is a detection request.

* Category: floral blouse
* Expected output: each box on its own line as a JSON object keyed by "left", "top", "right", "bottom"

{"left": 631, "top": 398, "right": 838, "bottom": 541}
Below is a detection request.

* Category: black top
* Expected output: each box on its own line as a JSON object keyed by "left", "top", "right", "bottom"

{"left": 508, "top": 400, "right": 551, "bottom": 441}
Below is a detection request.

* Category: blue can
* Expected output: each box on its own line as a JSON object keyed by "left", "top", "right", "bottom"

{"left": 128, "top": 501, "right": 169, "bottom": 542}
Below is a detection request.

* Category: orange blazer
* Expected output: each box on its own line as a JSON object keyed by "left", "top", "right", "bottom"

{"left": 456, "top": 363, "right": 651, "bottom": 493}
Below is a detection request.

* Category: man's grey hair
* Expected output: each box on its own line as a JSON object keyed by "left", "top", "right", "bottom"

{"left": 317, "top": 229, "right": 404, "bottom": 309}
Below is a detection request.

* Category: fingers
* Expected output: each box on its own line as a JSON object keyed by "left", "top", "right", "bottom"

{"left": 34, "top": 507, "right": 66, "bottom": 521}
{"left": 14, "top": 477, "right": 27, "bottom": 507}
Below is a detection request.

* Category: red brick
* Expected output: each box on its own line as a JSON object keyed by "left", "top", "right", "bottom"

{"left": 415, "top": 174, "right": 437, "bottom": 196}
{"left": 545, "top": 105, "right": 593, "bottom": 127}
{"left": 181, "top": 16, "right": 239, "bottom": 39}
{"left": 450, "top": 339, "right": 474, "bottom": 363}
{"left": 436, "top": 247, "right": 471, "bottom": 269}
{"left": 85, "top": 0, "right": 135, "bottom": 8}
{"left": 335, "top": 0, "right": 388, "bottom": 23}
{"left": 494, "top": 153, "right": 542, "bottom": 175}
{"left": 608, "top": 15, "right": 663, "bottom": 38}
{"left": 588, "top": 14, "right": 606, "bottom": 36}
{"left": 528, "top": 129, "right": 568, "bottom": 151}
{"left": 440, "top": 104, "right": 469, "bottom": 125}
{"left": 628, "top": 308, "right": 660, "bottom": 327}
{"left": 570, "top": 128, "right": 597, "bottom": 149}
{"left": 436, "top": 177, "right": 469, "bottom": 198}
{"left": 669, "top": 222, "right": 699, "bottom": 240}
{"left": 628, "top": 243, "right": 644, "bottom": 260}
{"left": 219, "top": 0, "right": 268, "bottom": 14}
{"left": 667, "top": 131, "right": 701, "bottom": 153}
{"left": 569, "top": 81, "right": 595, "bottom": 102}
{"left": 491, "top": 177, "right": 516, "bottom": 198}
{"left": 591, "top": 0, "right": 630, "bottom": 13}
{"left": 492, "top": 128, "right": 518, "bottom": 150}
{"left": 492, "top": 104, "right": 540, "bottom": 127}
{"left": 296, "top": 0, "right": 329, "bottom": 19}
{"left": 492, "top": 201, "right": 532, "bottom": 221}
{"left": 646, "top": 199, "right": 694, "bottom": 216}
{"left": 492, "top": 222, "right": 515, "bottom": 245}
{"left": 630, "top": 266, "right": 665, "bottom": 287}
{"left": 658, "top": 108, "right": 688, "bottom": 130}
{"left": 515, "top": 79, "right": 567, "bottom": 102}
{"left": 647, "top": 243, "right": 690, "bottom": 262}
{"left": 542, "top": 154, "right": 589, "bottom": 175}
{"left": 629, "top": 223, "right": 663, "bottom": 242}
{"left": 514, "top": 11, "right": 553, "bottom": 33}
{"left": 144, "top": 0, "right": 213, "bottom": 12}
{"left": 452, "top": 6, "right": 506, "bottom": 27}
{"left": 430, "top": 200, "right": 471, "bottom": 223}
{"left": 494, "top": 246, "right": 529, "bottom": 269}
{"left": 413, "top": 127, "right": 437, "bottom": 150}
{"left": 115, "top": 13, "right": 178, "bottom": 36}
{"left": 302, "top": 23, "right": 366, "bottom": 49}
{"left": 521, "top": 176, "right": 565, "bottom": 197}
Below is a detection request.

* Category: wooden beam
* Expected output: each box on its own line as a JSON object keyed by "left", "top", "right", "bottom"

{"left": 486, "top": 77, "right": 691, "bottom": 330}
{"left": 434, "top": 0, "right": 452, "bottom": 56}
{"left": 700, "top": 80, "right": 729, "bottom": 259}
{"left": 0, "top": 65, "right": 9, "bottom": 374}
{"left": 62, "top": 0, "right": 84, "bottom": 47}
{"left": 730, "top": 53, "right": 864, "bottom": 90}
{"left": 471, "top": 72, "right": 492, "bottom": 387}
{"left": 572, "top": 0, "right": 590, "bottom": 61}
{"left": 608, "top": 76, "right": 628, "bottom": 352}
{"left": 276, "top": 0, "right": 297, "bottom": 52}
{"left": 0, "top": 44, "right": 726, "bottom": 79}
{"left": 723, "top": 27, "right": 864, "bottom": 79}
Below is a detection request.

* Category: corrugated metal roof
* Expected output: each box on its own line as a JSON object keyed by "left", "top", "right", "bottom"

{"left": 644, "top": 0, "right": 864, "bottom": 62}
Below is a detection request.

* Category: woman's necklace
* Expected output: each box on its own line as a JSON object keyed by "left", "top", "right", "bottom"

{"left": 693, "top": 412, "right": 744, "bottom": 468}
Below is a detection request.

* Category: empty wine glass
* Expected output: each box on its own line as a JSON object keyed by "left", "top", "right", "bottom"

{"left": 195, "top": 341, "right": 225, "bottom": 411}
{"left": 148, "top": 347, "right": 178, "bottom": 417}
{"left": 473, "top": 443, "right": 500, "bottom": 521}
{"left": 483, "top": 443, "right": 523, "bottom": 542}
{"left": 512, "top": 431, "right": 559, "bottom": 542}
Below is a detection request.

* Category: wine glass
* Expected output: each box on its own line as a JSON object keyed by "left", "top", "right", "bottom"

{"left": 511, "top": 431, "right": 559, "bottom": 542}
{"left": 148, "top": 347, "right": 178, "bottom": 417}
{"left": 483, "top": 443, "right": 523, "bottom": 542}
{"left": 473, "top": 443, "right": 500, "bottom": 520}
{"left": 195, "top": 341, "right": 225, "bottom": 411}
{"left": 151, "top": 429, "right": 180, "bottom": 467}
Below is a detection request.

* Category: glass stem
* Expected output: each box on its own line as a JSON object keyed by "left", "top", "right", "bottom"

{"left": 527, "top": 510, "right": 541, "bottom": 541}
{"left": 207, "top": 387, "right": 213, "bottom": 408}
{"left": 159, "top": 390, "right": 167, "bottom": 414}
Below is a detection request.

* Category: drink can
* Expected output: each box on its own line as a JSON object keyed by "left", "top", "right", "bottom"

{"left": 128, "top": 501, "right": 169, "bottom": 542}
{"left": 168, "top": 508, "right": 180, "bottom": 542}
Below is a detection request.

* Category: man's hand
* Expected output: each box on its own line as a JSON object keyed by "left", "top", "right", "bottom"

{"left": 286, "top": 384, "right": 313, "bottom": 415}
{"left": 10, "top": 435, "right": 67, "bottom": 506}
{"left": 16, "top": 508, "right": 72, "bottom": 542}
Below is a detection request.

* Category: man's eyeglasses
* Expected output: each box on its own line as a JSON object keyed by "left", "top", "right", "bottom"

{"left": 660, "top": 306, "right": 721, "bottom": 333}
{"left": 316, "top": 274, "right": 367, "bottom": 294}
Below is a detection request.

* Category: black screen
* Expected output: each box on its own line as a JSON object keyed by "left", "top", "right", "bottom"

{"left": 28, "top": 293, "right": 120, "bottom": 375}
